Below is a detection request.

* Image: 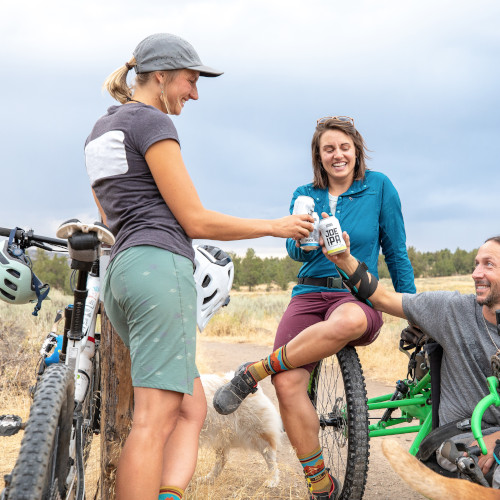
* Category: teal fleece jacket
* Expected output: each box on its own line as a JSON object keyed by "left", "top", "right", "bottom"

{"left": 287, "top": 170, "right": 416, "bottom": 297}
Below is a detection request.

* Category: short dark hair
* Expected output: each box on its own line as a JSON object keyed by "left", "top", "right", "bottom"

{"left": 485, "top": 236, "right": 500, "bottom": 245}
{"left": 311, "top": 119, "right": 370, "bottom": 189}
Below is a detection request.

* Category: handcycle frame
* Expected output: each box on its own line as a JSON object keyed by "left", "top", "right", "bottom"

{"left": 366, "top": 357, "right": 433, "bottom": 456}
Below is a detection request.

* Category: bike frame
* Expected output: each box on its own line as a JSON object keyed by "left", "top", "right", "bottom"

{"left": 0, "top": 224, "right": 105, "bottom": 500}
{"left": 61, "top": 265, "right": 102, "bottom": 499}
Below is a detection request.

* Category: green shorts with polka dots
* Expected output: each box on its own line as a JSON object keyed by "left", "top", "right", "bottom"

{"left": 102, "top": 245, "right": 199, "bottom": 395}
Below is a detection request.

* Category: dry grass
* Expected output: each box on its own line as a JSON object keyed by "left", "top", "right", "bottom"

{"left": 0, "top": 275, "right": 475, "bottom": 499}
{"left": 188, "top": 448, "right": 307, "bottom": 499}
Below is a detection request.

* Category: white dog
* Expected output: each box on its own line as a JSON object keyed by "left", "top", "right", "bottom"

{"left": 199, "top": 372, "right": 282, "bottom": 487}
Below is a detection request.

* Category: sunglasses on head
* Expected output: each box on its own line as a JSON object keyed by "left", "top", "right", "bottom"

{"left": 316, "top": 116, "right": 355, "bottom": 126}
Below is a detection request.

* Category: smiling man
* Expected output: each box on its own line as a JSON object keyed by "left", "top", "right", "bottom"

{"left": 325, "top": 232, "right": 500, "bottom": 486}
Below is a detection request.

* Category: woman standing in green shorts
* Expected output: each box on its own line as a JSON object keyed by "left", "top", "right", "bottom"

{"left": 85, "top": 33, "right": 313, "bottom": 500}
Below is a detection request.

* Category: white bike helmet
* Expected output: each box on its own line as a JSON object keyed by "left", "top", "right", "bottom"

{"left": 194, "top": 245, "right": 234, "bottom": 331}
{"left": 0, "top": 240, "right": 38, "bottom": 304}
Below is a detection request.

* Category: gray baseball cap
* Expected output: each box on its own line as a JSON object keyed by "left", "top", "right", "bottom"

{"left": 133, "top": 33, "right": 223, "bottom": 77}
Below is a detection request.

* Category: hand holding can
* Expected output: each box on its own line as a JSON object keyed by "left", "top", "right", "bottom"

{"left": 293, "top": 196, "right": 320, "bottom": 251}
{"left": 319, "top": 216, "right": 346, "bottom": 255}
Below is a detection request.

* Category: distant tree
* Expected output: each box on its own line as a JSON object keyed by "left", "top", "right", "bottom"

{"left": 239, "top": 248, "right": 263, "bottom": 290}
{"left": 31, "top": 249, "right": 72, "bottom": 295}
{"left": 407, "top": 246, "right": 425, "bottom": 278}
{"left": 431, "top": 249, "right": 456, "bottom": 277}
{"left": 453, "top": 247, "right": 476, "bottom": 275}
{"left": 229, "top": 252, "right": 242, "bottom": 289}
{"left": 377, "top": 255, "right": 390, "bottom": 279}
{"left": 227, "top": 243, "right": 475, "bottom": 292}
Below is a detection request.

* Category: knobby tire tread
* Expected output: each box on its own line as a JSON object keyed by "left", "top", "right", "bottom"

{"left": 310, "top": 346, "right": 369, "bottom": 500}
{"left": 7, "top": 364, "right": 74, "bottom": 500}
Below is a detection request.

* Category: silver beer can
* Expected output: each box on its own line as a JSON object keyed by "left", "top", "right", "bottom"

{"left": 293, "top": 196, "right": 320, "bottom": 251}
{"left": 319, "top": 216, "right": 346, "bottom": 255}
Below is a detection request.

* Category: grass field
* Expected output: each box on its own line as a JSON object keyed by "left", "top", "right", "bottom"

{"left": 202, "top": 275, "right": 475, "bottom": 383}
{"left": 0, "top": 275, "right": 475, "bottom": 498}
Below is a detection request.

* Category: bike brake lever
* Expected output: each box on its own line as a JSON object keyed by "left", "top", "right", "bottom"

{"left": 456, "top": 455, "right": 490, "bottom": 487}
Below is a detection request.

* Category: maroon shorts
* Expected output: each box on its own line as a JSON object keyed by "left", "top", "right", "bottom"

{"left": 273, "top": 292, "right": 383, "bottom": 373}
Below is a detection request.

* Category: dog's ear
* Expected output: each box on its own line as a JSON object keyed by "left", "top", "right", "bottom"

{"left": 382, "top": 439, "right": 499, "bottom": 500}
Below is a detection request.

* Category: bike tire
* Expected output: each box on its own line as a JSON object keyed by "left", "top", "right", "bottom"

{"left": 308, "top": 346, "right": 369, "bottom": 500}
{"left": 7, "top": 364, "right": 74, "bottom": 500}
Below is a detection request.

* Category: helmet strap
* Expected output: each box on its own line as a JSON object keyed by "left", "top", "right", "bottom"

{"left": 32, "top": 275, "right": 50, "bottom": 316}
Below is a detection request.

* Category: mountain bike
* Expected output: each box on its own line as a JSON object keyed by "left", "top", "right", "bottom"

{"left": 0, "top": 220, "right": 114, "bottom": 500}
{"left": 307, "top": 325, "right": 435, "bottom": 500}
{"left": 308, "top": 313, "right": 500, "bottom": 500}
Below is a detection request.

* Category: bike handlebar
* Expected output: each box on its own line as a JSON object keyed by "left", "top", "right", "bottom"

{"left": 471, "top": 376, "right": 500, "bottom": 455}
{"left": 0, "top": 226, "right": 67, "bottom": 250}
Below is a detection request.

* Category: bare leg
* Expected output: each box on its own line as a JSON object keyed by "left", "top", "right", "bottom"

{"left": 274, "top": 304, "right": 369, "bottom": 457}
{"left": 213, "top": 303, "right": 370, "bottom": 418}
{"left": 161, "top": 377, "right": 207, "bottom": 489}
{"left": 115, "top": 387, "right": 183, "bottom": 500}
{"left": 285, "top": 302, "right": 368, "bottom": 368}
{"left": 274, "top": 368, "right": 319, "bottom": 455}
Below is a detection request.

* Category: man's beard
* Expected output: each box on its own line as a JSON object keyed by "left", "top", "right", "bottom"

{"left": 476, "top": 282, "right": 500, "bottom": 308}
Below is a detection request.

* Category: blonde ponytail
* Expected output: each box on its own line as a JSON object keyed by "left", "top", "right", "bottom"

{"left": 102, "top": 57, "right": 137, "bottom": 104}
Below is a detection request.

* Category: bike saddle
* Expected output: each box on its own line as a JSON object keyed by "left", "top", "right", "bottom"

{"left": 56, "top": 219, "right": 115, "bottom": 245}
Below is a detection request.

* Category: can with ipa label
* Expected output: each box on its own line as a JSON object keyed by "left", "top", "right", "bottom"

{"left": 319, "top": 216, "right": 346, "bottom": 255}
{"left": 292, "top": 196, "right": 320, "bottom": 251}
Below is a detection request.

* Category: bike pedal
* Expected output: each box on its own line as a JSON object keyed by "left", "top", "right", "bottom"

{"left": 0, "top": 415, "right": 24, "bottom": 437}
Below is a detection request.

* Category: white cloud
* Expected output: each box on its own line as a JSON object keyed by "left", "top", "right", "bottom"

{"left": 1, "top": 0, "right": 498, "bottom": 256}
{"left": 4, "top": 0, "right": 499, "bottom": 76}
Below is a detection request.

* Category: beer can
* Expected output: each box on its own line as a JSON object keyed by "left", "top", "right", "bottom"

{"left": 292, "top": 196, "right": 315, "bottom": 217}
{"left": 300, "top": 212, "right": 320, "bottom": 250}
{"left": 293, "top": 196, "right": 320, "bottom": 251}
{"left": 319, "top": 216, "right": 346, "bottom": 255}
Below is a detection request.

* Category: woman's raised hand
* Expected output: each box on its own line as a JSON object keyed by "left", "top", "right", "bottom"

{"left": 271, "top": 214, "right": 314, "bottom": 239}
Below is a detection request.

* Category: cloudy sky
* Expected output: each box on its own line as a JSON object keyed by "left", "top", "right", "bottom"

{"left": 1, "top": 0, "right": 498, "bottom": 257}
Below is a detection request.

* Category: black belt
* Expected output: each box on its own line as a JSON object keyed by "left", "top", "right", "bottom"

{"left": 297, "top": 277, "right": 345, "bottom": 289}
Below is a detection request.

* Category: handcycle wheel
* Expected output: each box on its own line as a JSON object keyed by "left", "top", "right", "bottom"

{"left": 308, "top": 346, "right": 369, "bottom": 500}
{"left": 7, "top": 364, "right": 74, "bottom": 500}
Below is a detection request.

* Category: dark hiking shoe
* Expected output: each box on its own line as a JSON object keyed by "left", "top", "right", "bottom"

{"left": 213, "top": 362, "right": 258, "bottom": 415}
{"left": 308, "top": 474, "right": 341, "bottom": 500}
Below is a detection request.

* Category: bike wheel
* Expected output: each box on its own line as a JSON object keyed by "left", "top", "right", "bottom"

{"left": 308, "top": 346, "right": 369, "bottom": 500}
{"left": 7, "top": 363, "right": 74, "bottom": 500}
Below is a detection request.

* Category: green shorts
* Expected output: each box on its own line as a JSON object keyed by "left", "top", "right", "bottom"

{"left": 102, "top": 246, "right": 199, "bottom": 395}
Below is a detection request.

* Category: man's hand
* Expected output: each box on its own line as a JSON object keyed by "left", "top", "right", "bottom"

{"left": 473, "top": 431, "right": 500, "bottom": 474}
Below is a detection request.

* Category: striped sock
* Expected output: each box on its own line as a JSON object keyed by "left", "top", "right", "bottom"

{"left": 159, "top": 485, "right": 184, "bottom": 500}
{"left": 247, "top": 345, "right": 294, "bottom": 382}
{"left": 298, "top": 446, "right": 333, "bottom": 494}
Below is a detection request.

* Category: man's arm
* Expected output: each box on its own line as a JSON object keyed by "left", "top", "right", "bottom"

{"left": 321, "top": 226, "right": 407, "bottom": 319}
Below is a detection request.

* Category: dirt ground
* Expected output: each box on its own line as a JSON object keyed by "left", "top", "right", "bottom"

{"left": 198, "top": 339, "right": 425, "bottom": 500}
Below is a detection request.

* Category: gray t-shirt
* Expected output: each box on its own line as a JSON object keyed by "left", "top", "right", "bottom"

{"left": 85, "top": 103, "right": 194, "bottom": 263}
{"left": 403, "top": 291, "right": 500, "bottom": 426}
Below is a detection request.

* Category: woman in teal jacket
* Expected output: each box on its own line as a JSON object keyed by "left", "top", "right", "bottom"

{"left": 214, "top": 117, "right": 415, "bottom": 499}
{"left": 288, "top": 170, "right": 415, "bottom": 297}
